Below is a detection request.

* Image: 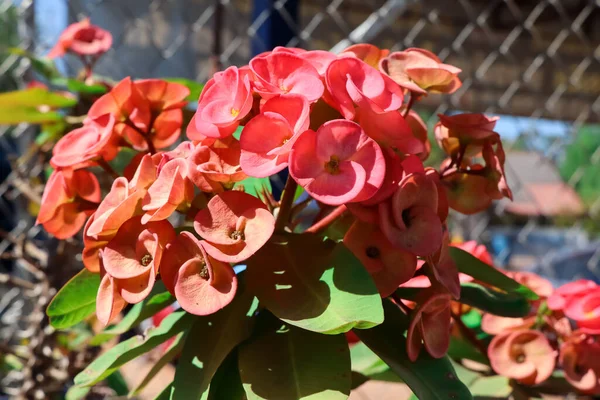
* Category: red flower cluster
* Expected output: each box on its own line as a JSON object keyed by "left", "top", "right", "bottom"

{"left": 47, "top": 18, "right": 112, "bottom": 59}
{"left": 38, "top": 40, "right": 514, "bottom": 346}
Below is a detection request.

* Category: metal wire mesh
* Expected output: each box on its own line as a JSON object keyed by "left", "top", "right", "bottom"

{"left": 1, "top": 0, "right": 600, "bottom": 397}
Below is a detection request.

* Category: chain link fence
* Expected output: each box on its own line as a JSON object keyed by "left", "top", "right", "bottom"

{"left": 1, "top": 0, "right": 600, "bottom": 397}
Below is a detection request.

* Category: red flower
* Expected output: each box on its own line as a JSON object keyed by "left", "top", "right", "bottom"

{"left": 355, "top": 107, "right": 424, "bottom": 154}
{"left": 47, "top": 18, "right": 112, "bottom": 59}
{"left": 193, "top": 191, "right": 275, "bottom": 263}
{"left": 240, "top": 94, "right": 310, "bottom": 177}
{"left": 289, "top": 120, "right": 385, "bottom": 205}
{"left": 564, "top": 286, "right": 600, "bottom": 334}
{"left": 96, "top": 271, "right": 127, "bottom": 326}
{"left": 344, "top": 220, "right": 416, "bottom": 297}
{"left": 192, "top": 66, "right": 252, "bottom": 139}
{"left": 50, "top": 114, "right": 118, "bottom": 170}
{"left": 325, "top": 57, "right": 404, "bottom": 120}
{"left": 548, "top": 280, "right": 597, "bottom": 312}
{"left": 161, "top": 232, "right": 237, "bottom": 316}
{"left": 250, "top": 52, "right": 324, "bottom": 102}
{"left": 488, "top": 330, "right": 556, "bottom": 385}
{"left": 561, "top": 334, "right": 600, "bottom": 394}
{"left": 380, "top": 48, "right": 461, "bottom": 94}
{"left": 378, "top": 173, "right": 443, "bottom": 256}
{"left": 101, "top": 216, "right": 175, "bottom": 304}
{"left": 37, "top": 170, "right": 100, "bottom": 239}
{"left": 188, "top": 138, "right": 247, "bottom": 192}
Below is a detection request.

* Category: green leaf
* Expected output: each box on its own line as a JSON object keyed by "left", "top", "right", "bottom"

{"left": 0, "top": 88, "right": 76, "bottom": 108}
{"left": 105, "top": 370, "right": 128, "bottom": 396}
{"left": 0, "top": 107, "right": 63, "bottom": 124}
{"left": 74, "top": 310, "right": 193, "bottom": 387}
{"left": 46, "top": 269, "right": 100, "bottom": 329}
{"left": 207, "top": 350, "right": 245, "bottom": 400}
{"left": 89, "top": 290, "right": 174, "bottom": 346}
{"left": 354, "top": 300, "right": 473, "bottom": 400}
{"left": 129, "top": 332, "right": 185, "bottom": 397}
{"left": 350, "top": 342, "right": 399, "bottom": 380}
{"left": 51, "top": 77, "right": 108, "bottom": 95}
{"left": 449, "top": 247, "right": 538, "bottom": 301}
{"left": 447, "top": 336, "right": 488, "bottom": 364}
{"left": 293, "top": 185, "right": 305, "bottom": 201}
{"left": 460, "top": 282, "right": 531, "bottom": 318}
{"left": 65, "top": 385, "right": 90, "bottom": 400}
{"left": 170, "top": 290, "right": 257, "bottom": 400}
{"left": 238, "top": 312, "right": 351, "bottom": 399}
{"left": 469, "top": 375, "right": 511, "bottom": 397}
{"left": 461, "top": 309, "right": 482, "bottom": 330}
{"left": 234, "top": 176, "right": 272, "bottom": 201}
{"left": 164, "top": 78, "right": 205, "bottom": 102}
{"left": 246, "top": 233, "right": 384, "bottom": 334}
{"left": 8, "top": 47, "right": 61, "bottom": 79}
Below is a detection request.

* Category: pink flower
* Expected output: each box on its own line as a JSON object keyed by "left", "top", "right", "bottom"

{"left": 289, "top": 120, "right": 385, "bottom": 205}
{"left": 193, "top": 66, "right": 253, "bottom": 139}
{"left": 564, "top": 286, "right": 600, "bottom": 334}
{"left": 325, "top": 57, "right": 404, "bottom": 119}
{"left": 250, "top": 52, "right": 324, "bottom": 102}
{"left": 380, "top": 48, "right": 461, "bottom": 94}
{"left": 188, "top": 138, "right": 247, "bottom": 192}
{"left": 161, "top": 232, "right": 237, "bottom": 316}
{"left": 405, "top": 110, "right": 431, "bottom": 161}
{"left": 102, "top": 216, "right": 176, "bottom": 304}
{"left": 355, "top": 106, "right": 424, "bottom": 154}
{"left": 47, "top": 18, "right": 112, "bottom": 59}
{"left": 239, "top": 94, "right": 309, "bottom": 177}
{"left": 50, "top": 114, "right": 118, "bottom": 169}
{"left": 344, "top": 220, "right": 416, "bottom": 297}
{"left": 548, "top": 280, "right": 597, "bottom": 311}
{"left": 488, "top": 330, "right": 556, "bottom": 385}
{"left": 193, "top": 191, "right": 275, "bottom": 263}
{"left": 378, "top": 173, "right": 443, "bottom": 256}
{"left": 561, "top": 334, "right": 600, "bottom": 394}
{"left": 298, "top": 50, "right": 338, "bottom": 76}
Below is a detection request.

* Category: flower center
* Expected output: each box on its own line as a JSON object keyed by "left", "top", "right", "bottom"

{"left": 365, "top": 246, "right": 380, "bottom": 259}
{"left": 324, "top": 155, "right": 341, "bottom": 175}
{"left": 199, "top": 261, "right": 209, "bottom": 279}
{"left": 230, "top": 108, "right": 240, "bottom": 117}
{"left": 141, "top": 254, "right": 153, "bottom": 267}
{"left": 230, "top": 230, "right": 245, "bottom": 241}
{"left": 515, "top": 354, "right": 526, "bottom": 363}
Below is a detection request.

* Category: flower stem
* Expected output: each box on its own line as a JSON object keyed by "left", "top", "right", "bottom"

{"left": 97, "top": 159, "right": 119, "bottom": 180}
{"left": 275, "top": 176, "right": 298, "bottom": 232}
{"left": 403, "top": 91, "right": 416, "bottom": 117}
{"left": 451, "top": 312, "right": 489, "bottom": 360}
{"left": 305, "top": 205, "right": 346, "bottom": 234}
{"left": 125, "top": 119, "right": 157, "bottom": 155}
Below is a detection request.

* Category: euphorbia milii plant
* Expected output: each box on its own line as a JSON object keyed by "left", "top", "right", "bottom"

{"left": 28, "top": 21, "right": 571, "bottom": 399}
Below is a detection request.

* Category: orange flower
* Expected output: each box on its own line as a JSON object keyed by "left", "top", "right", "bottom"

{"left": 341, "top": 43, "right": 389, "bottom": 69}
{"left": 381, "top": 48, "right": 461, "bottom": 94}
{"left": 488, "top": 330, "right": 556, "bottom": 385}
{"left": 161, "top": 232, "right": 237, "bottom": 316}
{"left": 194, "top": 191, "right": 275, "bottom": 263}
{"left": 101, "top": 216, "right": 175, "bottom": 304}
{"left": 435, "top": 113, "right": 499, "bottom": 159}
{"left": 47, "top": 18, "right": 112, "bottom": 59}
{"left": 37, "top": 169, "right": 100, "bottom": 239}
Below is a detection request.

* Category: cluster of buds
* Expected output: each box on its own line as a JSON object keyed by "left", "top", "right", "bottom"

{"left": 37, "top": 37, "right": 514, "bottom": 361}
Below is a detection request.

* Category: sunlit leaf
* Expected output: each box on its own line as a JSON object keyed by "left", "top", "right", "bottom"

{"left": 46, "top": 269, "right": 100, "bottom": 329}
{"left": 246, "top": 233, "right": 384, "bottom": 334}
{"left": 238, "top": 312, "right": 351, "bottom": 399}
{"left": 460, "top": 282, "right": 531, "bottom": 318}
{"left": 51, "top": 77, "right": 108, "bottom": 95}
{"left": 0, "top": 88, "right": 76, "bottom": 108}
{"left": 74, "top": 311, "right": 193, "bottom": 387}
{"left": 0, "top": 108, "right": 63, "bottom": 124}
{"left": 354, "top": 300, "right": 473, "bottom": 400}
{"left": 449, "top": 247, "right": 538, "bottom": 301}
{"left": 170, "top": 289, "right": 257, "bottom": 400}
{"left": 234, "top": 176, "right": 272, "bottom": 201}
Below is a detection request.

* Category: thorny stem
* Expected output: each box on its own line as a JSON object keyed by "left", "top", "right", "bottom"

{"left": 275, "top": 176, "right": 298, "bottom": 232}
{"left": 125, "top": 118, "right": 157, "bottom": 155}
{"left": 305, "top": 205, "right": 347, "bottom": 234}
{"left": 97, "top": 159, "right": 119, "bottom": 180}
{"left": 451, "top": 311, "right": 489, "bottom": 359}
{"left": 403, "top": 91, "right": 416, "bottom": 118}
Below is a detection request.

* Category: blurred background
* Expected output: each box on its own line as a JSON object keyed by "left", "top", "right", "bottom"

{"left": 1, "top": 0, "right": 599, "bottom": 398}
